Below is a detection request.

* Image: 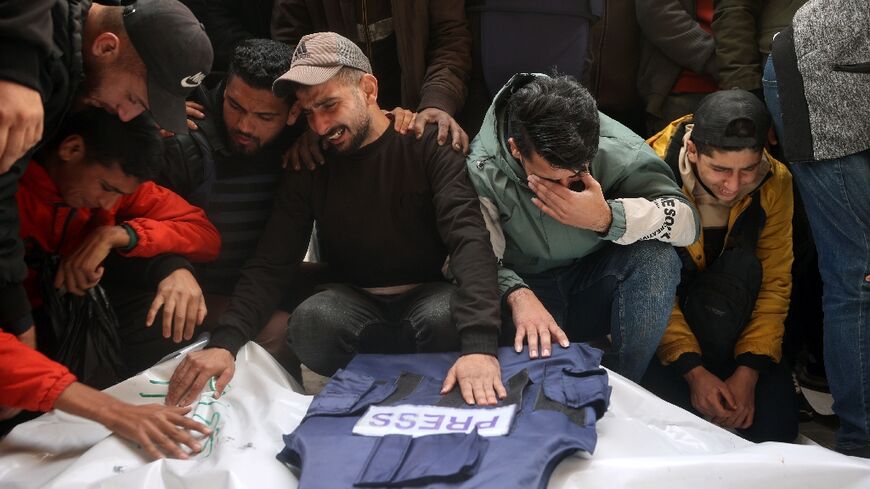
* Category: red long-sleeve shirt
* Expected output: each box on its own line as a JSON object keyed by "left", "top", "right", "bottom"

{"left": 13, "top": 161, "right": 221, "bottom": 313}
{"left": 0, "top": 329, "right": 76, "bottom": 412}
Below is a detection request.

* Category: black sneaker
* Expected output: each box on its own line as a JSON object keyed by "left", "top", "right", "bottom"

{"left": 796, "top": 361, "right": 829, "bottom": 392}
{"left": 792, "top": 372, "right": 817, "bottom": 422}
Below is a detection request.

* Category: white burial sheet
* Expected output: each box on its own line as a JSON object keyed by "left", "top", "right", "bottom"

{"left": 1, "top": 342, "right": 869, "bottom": 489}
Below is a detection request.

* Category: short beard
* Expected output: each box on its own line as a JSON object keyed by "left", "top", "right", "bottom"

{"left": 228, "top": 133, "right": 261, "bottom": 156}
{"left": 334, "top": 93, "right": 373, "bottom": 154}
{"left": 343, "top": 114, "right": 372, "bottom": 153}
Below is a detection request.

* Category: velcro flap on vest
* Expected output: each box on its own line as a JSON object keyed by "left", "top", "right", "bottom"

{"left": 542, "top": 365, "right": 611, "bottom": 420}
{"left": 306, "top": 369, "right": 398, "bottom": 418}
{"left": 354, "top": 431, "right": 487, "bottom": 487}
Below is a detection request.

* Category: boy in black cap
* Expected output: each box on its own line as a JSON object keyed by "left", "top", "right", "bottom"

{"left": 0, "top": 0, "right": 213, "bottom": 380}
{"left": 643, "top": 89, "right": 799, "bottom": 442}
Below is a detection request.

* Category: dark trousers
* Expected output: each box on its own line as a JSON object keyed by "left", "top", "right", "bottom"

{"left": 101, "top": 281, "right": 196, "bottom": 379}
{"left": 287, "top": 282, "right": 460, "bottom": 376}
{"left": 643, "top": 358, "right": 799, "bottom": 443}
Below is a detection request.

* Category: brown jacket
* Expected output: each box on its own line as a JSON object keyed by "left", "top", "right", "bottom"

{"left": 635, "top": 0, "right": 719, "bottom": 117}
{"left": 271, "top": 0, "right": 471, "bottom": 115}
{"left": 587, "top": 0, "right": 642, "bottom": 113}
{"left": 713, "top": 0, "right": 806, "bottom": 91}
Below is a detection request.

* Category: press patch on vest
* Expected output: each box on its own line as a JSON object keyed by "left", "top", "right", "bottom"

{"left": 353, "top": 404, "right": 517, "bottom": 438}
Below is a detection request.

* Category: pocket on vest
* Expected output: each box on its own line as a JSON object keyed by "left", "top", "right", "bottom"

{"left": 306, "top": 369, "right": 399, "bottom": 418}
{"left": 354, "top": 431, "right": 488, "bottom": 487}
{"left": 535, "top": 364, "right": 611, "bottom": 426}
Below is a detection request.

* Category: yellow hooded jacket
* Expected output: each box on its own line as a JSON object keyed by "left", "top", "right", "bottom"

{"left": 647, "top": 115, "right": 794, "bottom": 366}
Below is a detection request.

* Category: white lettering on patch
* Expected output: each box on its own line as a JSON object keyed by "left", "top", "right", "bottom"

{"left": 353, "top": 404, "right": 516, "bottom": 438}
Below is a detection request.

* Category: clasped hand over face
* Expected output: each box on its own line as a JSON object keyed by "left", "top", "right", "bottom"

{"left": 527, "top": 172, "right": 612, "bottom": 233}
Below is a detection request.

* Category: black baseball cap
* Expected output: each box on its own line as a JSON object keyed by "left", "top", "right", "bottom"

{"left": 123, "top": 0, "right": 213, "bottom": 133}
{"left": 691, "top": 89, "right": 770, "bottom": 149}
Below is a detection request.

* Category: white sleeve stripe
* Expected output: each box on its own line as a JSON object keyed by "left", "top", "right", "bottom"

{"left": 479, "top": 197, "right": 506, "bottom": 260}
{"left": 613, "top": 197, "right": 697, "bottom": 246}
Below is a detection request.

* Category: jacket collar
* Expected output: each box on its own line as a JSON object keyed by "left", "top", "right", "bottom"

{"left": 21, "top": 161, "right": 65, "bottom": 206}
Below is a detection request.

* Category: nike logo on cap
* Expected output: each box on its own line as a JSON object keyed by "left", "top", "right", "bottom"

{"left": 181, "top": 72, "right": 206, "bottom": 88}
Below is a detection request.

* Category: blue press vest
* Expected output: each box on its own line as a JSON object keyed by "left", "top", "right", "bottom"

{"left": 278, "top": 343, "right": 611, "bottom": 488}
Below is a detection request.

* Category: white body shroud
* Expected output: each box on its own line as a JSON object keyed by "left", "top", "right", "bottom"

{"left": 1, "top": 343, "right": 868, "bottom": 489}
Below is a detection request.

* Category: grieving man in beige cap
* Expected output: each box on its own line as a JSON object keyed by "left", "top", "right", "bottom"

{"left": 166, "top": 32, "right": 505, "bottom": 407}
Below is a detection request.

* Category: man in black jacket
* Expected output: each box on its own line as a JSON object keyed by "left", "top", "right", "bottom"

{"left": 159, "top": 38, "right": 302, "bottom": 376}
{"left": 0, "top": 0, "right": 213, "bottom": 353}
{"left": 166, "top": 32, "right": 503, "bottom": 408}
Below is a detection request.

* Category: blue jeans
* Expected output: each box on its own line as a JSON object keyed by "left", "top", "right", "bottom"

{"left": 762, "top": 56, "right": 785, "bottom": 141}
{"left": 508, "top": 241, "right": 681, "bottom": 382}
{"left": 791, "top": 156, "right": 870, "bottom": 450}
{"left": 764, "top": 55, "right": 870, "bottom": 450}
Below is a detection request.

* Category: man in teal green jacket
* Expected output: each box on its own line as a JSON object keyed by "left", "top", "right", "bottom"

{"left": 466, "top": 73, "right": 699, "bottom": 381}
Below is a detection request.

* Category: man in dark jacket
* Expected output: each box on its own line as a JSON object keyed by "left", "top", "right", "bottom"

{"left": 165, "top": 32, "right": 503, "bottom": 408}
{"left": 271, "top": 0, "right": 472, "bottom": 169}
{"left": 0, "top": 0, "right": 213, "bottom": 358}
{"left": 635, "top": 0, "right": 719, "bottom": 135}
{"left": 159, "top": 38, "right": 302, "bottom": 376}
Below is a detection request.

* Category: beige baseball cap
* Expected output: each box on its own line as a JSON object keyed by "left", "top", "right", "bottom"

{"left": 272, "top": 32, "right": 372, "bottom": 97}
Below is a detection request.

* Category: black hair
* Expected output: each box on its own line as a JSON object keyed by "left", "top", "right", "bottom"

{"left": 691, "top": 118, "right": 765, "bottom": 157}
{"left": 46, "top": 108, "right": 163, "bottom": 181}
{"left": 507, "top": 74, "right": 599, "bottom": 172}
{"left": 228, "top": 39, "right": 295, "bottom": 92}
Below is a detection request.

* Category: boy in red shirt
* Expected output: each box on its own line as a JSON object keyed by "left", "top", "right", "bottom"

{"left": 9, "top": 108, "right": 220, "bottom": 385}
